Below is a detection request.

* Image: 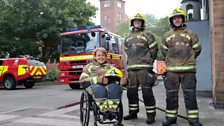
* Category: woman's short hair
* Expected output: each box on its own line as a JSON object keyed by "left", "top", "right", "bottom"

{"left": 93, "top": 47, "right": 107, "bottom": 56}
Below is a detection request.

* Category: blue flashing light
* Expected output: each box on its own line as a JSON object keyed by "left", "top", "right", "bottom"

{"left": 64, "top": 61, "right": 68, "bottom": 65}
{"left": 66, "top": 25, "right": 101, "bottom": 32}
{"left": 85, "top": 25, "right": 101, "bottom": 29}
{"left": 88, "top": 60, "right": 92, "bottom": 63}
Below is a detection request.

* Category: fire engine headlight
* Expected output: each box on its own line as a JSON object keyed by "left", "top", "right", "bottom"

{"left": 60, "top": 73, "right": 65, "bottom": 76}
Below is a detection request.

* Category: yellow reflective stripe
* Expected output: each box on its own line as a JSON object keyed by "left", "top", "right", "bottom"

{"left": 127, "top": 64, "right": 153, "bottom": 69}
{"left": 166, "top": 34, "right": 175, "bottom": 42}
{"left": 129, "top": 104, "right": 138, "bottom": 107}
{"left": 60, "top": 55, "right": 93, "bottom": 61}
{"left": 166, "top": 65, "right": 196, "bottom": 71}
{"left": 193, "top": 42, "right": 200, "bottom": 49}
{"left": 92, "top": 76, "right": 97, "bottom": 84}
{"left": 187, "top": 110, "right": 199, "bottom": 114}
{"left": 81, "top": 73, "right": 89, "bottom": 77}
{"left": 160, "top": 43, "right": 168, "bottom": 50}
{"left": 147, "top": 110, "right": 156, "bottom": 113}
{"left": 188, "top": 115, "right": 198, "bottom": 118}
{"left": 180, "top": 33, "right": 191, "bottom": 40}
{"left": 166, "top": 114, "right": 177, "bottom": 118}
{"left": 136, "top": 35, "right": 147, "bottom": 42}
{"left": 166, "top": 110, "right": 177, "bottom": 114}
{"left": 88, "top": 65, "right": 93, "bottom": 73}
{"left": 18, "top": 65, "right": 27, "bottom": 76}
{"left": 149, "top": 41, "right": 157, "bottom": 49}
{"left": 126, "top": 36, "right": 134, "bottom": 42}
{"left": 129, "top": 108, "right": 138, "bottom": 110}
{"left": 146, "top": 106, "right": 155, "bottom": 109}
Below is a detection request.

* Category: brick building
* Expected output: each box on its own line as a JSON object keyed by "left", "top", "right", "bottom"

{"left": 99, "top": 0, "right": 128, "bottom": 33}
{"left": 209, "top": 0, "right": 224, "bottom": 108}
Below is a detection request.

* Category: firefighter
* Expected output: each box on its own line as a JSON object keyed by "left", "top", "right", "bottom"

{"left": 79, "top": 47, "right": 126, "bottom": 126}
{"left": 160, "top": 8, "right": 203, "bottom": 126}
{"left": 123, "top": 13, "right": 158, "bottom": 124}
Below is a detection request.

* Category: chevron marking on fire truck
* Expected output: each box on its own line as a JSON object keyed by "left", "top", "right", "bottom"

{"left": 30, "top": 66, "right": 47, "bottom": 76}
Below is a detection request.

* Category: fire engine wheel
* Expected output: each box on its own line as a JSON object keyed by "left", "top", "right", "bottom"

{"left": 69, "top": 84, "right": 80, "bottom": 89}
{"left": 4, "top": 76, "right": 16, "bottom": 90}
{"left": 24, "top": 82, "right": 35, "bottom": 89}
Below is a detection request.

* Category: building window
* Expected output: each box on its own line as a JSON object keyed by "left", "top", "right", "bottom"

{"left": 104, "top": 1, "right": 111, "bottom": 8}
{"left": 104, "top": 16, "right": 107, "bottom": 21}
{"left": 108, "top": 17, "right": 111, "bottom": 23}
{"left": 117, "top": 2, "right": 121, "bottom": 8}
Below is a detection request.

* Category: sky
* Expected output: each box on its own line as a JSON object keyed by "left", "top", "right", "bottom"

{"left": 87, "top": 0, "right": 182, "bottom": 24}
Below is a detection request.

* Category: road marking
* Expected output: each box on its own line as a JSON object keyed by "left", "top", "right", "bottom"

{"left": 0, "top": 114, "right": 20, "bottom": 121}
{"left": 15, "top": 117, "right": 79, "bottom": 126}
{"left": 40, "top": 105, "right": 80, "bottom": 119}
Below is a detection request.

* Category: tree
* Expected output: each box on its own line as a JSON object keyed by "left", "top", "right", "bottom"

{"left": 0, "top": 0, "right": 97, "bottom": 63}
{"left": 116, "top": 21, "right": 129, "bottom": 37}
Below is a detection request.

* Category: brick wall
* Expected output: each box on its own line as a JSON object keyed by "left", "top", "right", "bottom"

{"left": 210, "top": 0, "right": 224, "bottom": 107}
{"left": 100, "top": 0, "right": 128, "bottom": 33}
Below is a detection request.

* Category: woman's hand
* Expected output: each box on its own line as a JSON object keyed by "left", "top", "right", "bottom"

{"left": 102, "top": 77, "right": 108, "bottom": 85}
{"left": 120, "top": 78, "right": 128, "bottom": 86}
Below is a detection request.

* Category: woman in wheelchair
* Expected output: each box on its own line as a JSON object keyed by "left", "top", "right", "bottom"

{"left": 79, "top": 47, "right": 126, "bottom": 126}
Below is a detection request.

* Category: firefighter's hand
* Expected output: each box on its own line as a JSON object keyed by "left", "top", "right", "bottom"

{"left": 102, "top": 77, "right": 108, "bottom": 85}
{"left": 120, "top": 78, "right": 128, "bottom": 86}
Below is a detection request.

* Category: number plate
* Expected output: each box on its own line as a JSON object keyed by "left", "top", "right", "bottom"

{"left": 72, "top": 65, "right": 83, "bottom": 69}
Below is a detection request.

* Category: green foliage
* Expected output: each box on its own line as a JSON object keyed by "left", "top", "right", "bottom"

{"left": 144, "top": 14, "right": 169, "bottom": 60}
{"left": 116, "top": 21, "right": 129, "bottom": 37}
{"left": 0, "top": 0, "right": 97, "bottom": 63}
{"left": 44, "top": 70, "right": 59, "bottom": 82}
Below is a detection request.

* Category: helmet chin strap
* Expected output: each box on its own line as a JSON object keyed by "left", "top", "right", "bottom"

{"left": 133, "top": 26, "right": 144, "bottom": 31}
{"left": 172, "top": 23, "right": 185, "bottom": 29}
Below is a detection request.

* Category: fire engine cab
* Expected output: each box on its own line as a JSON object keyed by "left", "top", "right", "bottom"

{"left": 58, "top": 25, "right": 125, "bottom": 89}
{"left": 0, "top": 57, "right": 47, "bottom": 90}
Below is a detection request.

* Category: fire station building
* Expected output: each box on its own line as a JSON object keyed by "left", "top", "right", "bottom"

{"left": 181, "top": 0, "right": 224, "bottom": 108}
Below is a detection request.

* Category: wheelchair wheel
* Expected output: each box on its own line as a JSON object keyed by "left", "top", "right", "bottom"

{"left": 80, "top": 91, "right": 90, "bottom": 126}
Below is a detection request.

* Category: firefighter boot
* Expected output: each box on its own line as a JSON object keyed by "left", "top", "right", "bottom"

{"left": 189, "top": 119, "right": 203, "bottom": 126}
{"left": 146, "top": 114, "right": 155, "bottom": 124}
{"left": 123, "top": 113, "right": 137, "bottom": 120}
{"left": 162, "top": 118, "right": 177, "bottom": 126}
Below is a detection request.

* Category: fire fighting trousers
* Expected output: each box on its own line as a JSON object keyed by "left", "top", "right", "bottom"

{"left": 90, "top": 83, "right": 123, "bottom": 112}
{"left": 164, "top": 72, "right": 199, "bottom": 121}
{"left": 127, "top": 69, "right": 156, "bottom": 116}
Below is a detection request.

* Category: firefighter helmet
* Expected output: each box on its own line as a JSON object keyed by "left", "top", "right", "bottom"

{"left": 130, "top": 13, "right": 145, "bottom": 27}
{"left": 169, "top": 8, "right": 187, "bottom": 26}
{"left": 105, "top": 67, "right": 123, "bottom": 79}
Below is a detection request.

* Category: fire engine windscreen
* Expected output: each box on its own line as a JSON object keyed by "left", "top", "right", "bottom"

{"left": 61, "top": 32, "right": 99, "bottom": 54}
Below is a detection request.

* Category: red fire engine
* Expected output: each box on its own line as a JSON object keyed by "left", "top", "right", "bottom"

{"left": 0, "top": 57, "right": 47, "bottom": 90}
{"left": 58, "top": 25, "right": 125, "bottom": 89}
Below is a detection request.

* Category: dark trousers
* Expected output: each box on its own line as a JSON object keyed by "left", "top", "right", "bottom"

{"left": 127, "top": 69, "right": 156, "bottom": 116}
{"left": 164, "top": 72, "right": 199, "bottom": 120}
{"left": 91, "top": 82, "right": 123, "bottom": 100}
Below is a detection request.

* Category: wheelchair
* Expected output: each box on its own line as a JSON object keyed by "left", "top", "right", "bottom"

{"left": 80, "top": 90, "right": 123, "bottom": 126}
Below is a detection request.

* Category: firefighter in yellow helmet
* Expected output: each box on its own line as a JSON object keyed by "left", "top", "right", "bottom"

{"left": 160, "top": 8, "right": 202, "bottom": 126}
{"left": 123, "top": 13, "right": 158, "bottom": 124}
{"left": 79, "top": 47, "right": 126, "bottom": 126}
